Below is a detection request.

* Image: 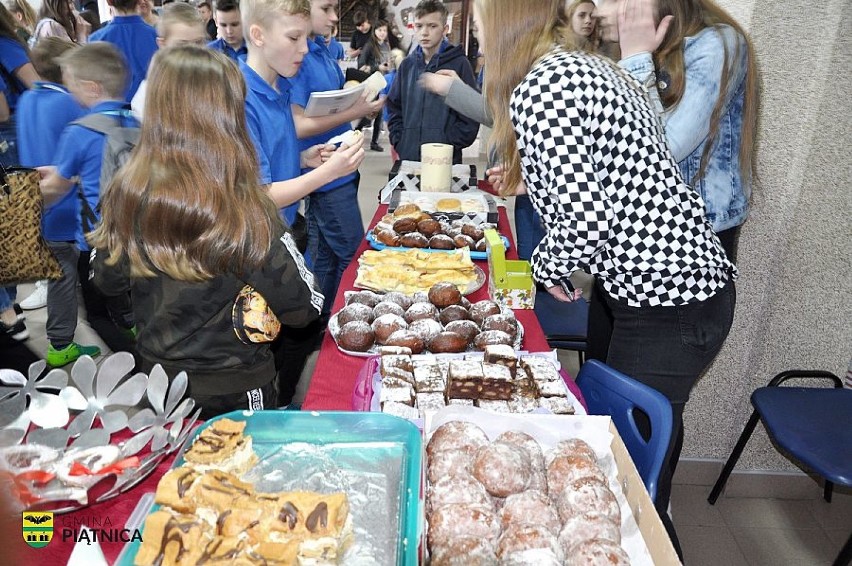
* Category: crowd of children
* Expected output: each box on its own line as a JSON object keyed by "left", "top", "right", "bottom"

{"left": 1, "top": 0, "right": 483, "bottom": 415}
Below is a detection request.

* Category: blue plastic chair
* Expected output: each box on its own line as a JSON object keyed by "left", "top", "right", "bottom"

{"left": 708, "top": 370, "right": 852, "bottom": 566}
{"left": 575, "top": 360, "right": 673, "bottom": 501}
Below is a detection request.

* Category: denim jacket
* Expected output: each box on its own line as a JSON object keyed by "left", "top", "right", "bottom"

{"left": 620, "top": 25, "right": 750, "bottom": 232}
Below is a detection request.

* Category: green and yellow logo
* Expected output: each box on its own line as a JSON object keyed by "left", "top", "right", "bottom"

{"left": 23, "top": 512, "right": 53, "bottom": 548}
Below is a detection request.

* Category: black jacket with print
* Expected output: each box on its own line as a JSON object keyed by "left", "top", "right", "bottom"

{"left": 90, "top": 231, "right": 323, "bottom": 396}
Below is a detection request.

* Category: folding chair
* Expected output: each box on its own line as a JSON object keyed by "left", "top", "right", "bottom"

{"left": 708, "top": 370, "right": 852, "bottom": 566}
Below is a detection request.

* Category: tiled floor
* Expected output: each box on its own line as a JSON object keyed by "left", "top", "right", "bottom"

{"left": 9, "top": 133, "right": 851, "bottom": 565}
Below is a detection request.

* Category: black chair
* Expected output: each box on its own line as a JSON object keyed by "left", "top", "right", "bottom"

{"left": 708, "top": 370, "right": 852, "bottom": 566}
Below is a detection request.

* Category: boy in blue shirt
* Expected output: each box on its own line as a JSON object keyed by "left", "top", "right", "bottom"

{"left": 39, "top": 42, "right": 139, "bottom": 363}
{"left": 16, "top": 38, "right": 101, "bottom": 367}
{"left": 207, "top": 0, "right": 247, "bottom": 61}
{"left": 386, "top": 0, "right": 479, "bottom": 164}
{"left": 240, "top": 0, "right": 364, "bottom": 405}
{"left": 88, "top": 0, "right": 158, "bottom": 102}
{"left": 288, "top": 0, "right": 384, "bottom": 316}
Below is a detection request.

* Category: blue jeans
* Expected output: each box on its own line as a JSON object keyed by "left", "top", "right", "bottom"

{"left": 306, "top": 178, "right": 364, "bottom": 315}
{"left": 0, "top": 286, "right": 16, "bottom": 312}
{"left": 514, "top": 194, "right": 546, "bottom": 261}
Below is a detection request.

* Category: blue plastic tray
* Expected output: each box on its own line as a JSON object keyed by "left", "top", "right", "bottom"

{"left": 117, "top": 410, "right": 423, "bottom": 565}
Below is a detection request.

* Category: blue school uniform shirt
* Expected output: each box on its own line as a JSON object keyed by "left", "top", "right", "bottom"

{"left": 54, "top": 101, "right": 139, "bottom": 250}
{"left": 89, "top": 15, "right": 158, "bottom": 102}
{"left": 327, "top": 37, "right": 344, "bottom": 61}
{"left": 0, "top": 37, "right": 29, "bottom": 110}
{"left": 16, "top": 82, "right": 85, "bottom": 241}
{"left": 289, "top": 35, "right": 355, "bottom": 193}
{"left": 238, "top": 60, "right": 300, "bottom": 226}
{"left": 207, "top": 38, "right": 248, "bottom": 62}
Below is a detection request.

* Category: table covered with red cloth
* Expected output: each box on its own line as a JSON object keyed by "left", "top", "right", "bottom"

{"left": 303, "top": 204, "right": 564, "bottom": 411}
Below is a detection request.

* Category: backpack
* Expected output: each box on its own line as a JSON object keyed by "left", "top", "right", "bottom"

{"left": 73, "top": 111, "right": 140, "bottom": 233}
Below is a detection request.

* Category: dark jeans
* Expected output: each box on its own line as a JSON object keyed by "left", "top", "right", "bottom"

{"left": 596, "top": 278, "right": 736, "bottom": 557}
{"left": 271, "top": 318, "right": 322, "bottom": 407}
{"left": 46, "top": 241, "right": 80, "bottom": 348}
{"left": 77, "top": 250, "right": 137, "bottom": 356}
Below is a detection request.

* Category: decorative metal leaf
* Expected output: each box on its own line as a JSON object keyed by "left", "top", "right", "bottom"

{"left": 59, "top": 387, "right": 88, "bottom": 411}
{"left": 127, "top": 408, "right": 156, "bottom": 433}
{"left": 0, "top": 369, "right": 26, "bottom": 386}
{"left": 70, "top": 428, "right": 110, "bottom": 450}
{"left": 105, "top": 373, "right": 147, "bottom": 407}
{"left": 26, "top": 427, "right": 71, "bottom": 449}
{"left": 146, "top": 365, "right": 168, "bottom": 414}
{"left": 99, "top": 409, "right": 128, "bottom": 434}
{"left": 169, "top": 398, "right": 194, "bottom": 424}
{"left": 95, "top": 352, "right": 135, "bottom": 400}
{"left": 70, "top": 356, "right": 97, "bottom": 398}
{"left": 120, "top": 429, "right": 154, "bottom": 458}
{"left": 0, "top": 429, "right": 25, "bottom": 446}
{"left": 28, "top": 392, "right": 70, "bottom": 429}
{"left": 66, "top": 407, "right": 96, "bottom": 438}
{"left": 27, "top": 360, "right": 47, "bottom": 382}
{"left": 0, "top": 392, "right": 25, "bottom": 429}
{"left": 164, "top": 372, "right": 188, "bottom": 415}
{"left": 38, "top": 369, "right": 68, "bottom": 391}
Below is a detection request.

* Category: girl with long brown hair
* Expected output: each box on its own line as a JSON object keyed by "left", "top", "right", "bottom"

{"left": 597, "top": 0, "right": 758, "bottom": 262}
{"left": 4, "top": 0, "right": 37, "bottom": 42}
{"left": 478, "top": 0, "right": 737, "bottom": 557}
{"left": 30, "top": 0, "right": 90, "bottom": 45}
{"left": 89, "top": 46, "right": 324, "bottom": 418}
{"left": 564, "top": 0, "right": 599, "bottom": 51}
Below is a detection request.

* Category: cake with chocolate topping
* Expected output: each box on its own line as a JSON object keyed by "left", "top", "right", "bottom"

{"left": 183, "top": 418, "right": 257, "bottom": 475}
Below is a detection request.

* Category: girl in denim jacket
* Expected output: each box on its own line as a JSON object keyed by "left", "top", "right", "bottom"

{"left": 598, "top": 0, "right": 759, "bottom": 263}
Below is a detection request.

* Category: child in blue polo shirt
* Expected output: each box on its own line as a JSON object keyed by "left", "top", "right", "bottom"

{"left": 288, "top": 0, "right": 385, "bottom": 317}
{"left": 207, "top": 0, "right": 247, "bottom": 61}
{"left": 16, "top": 37, "right": 102, "bottom": 367}
{"left": 88, "top": 0, "right": 158, "bottom": 101}
{"left": 39, "top": 42, "right": 138, "bottom": 364}
{"left": 240, "top": 0, "right": 364, "bottom": 405}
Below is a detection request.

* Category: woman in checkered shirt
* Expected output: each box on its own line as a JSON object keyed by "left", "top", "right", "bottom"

{"left": 476, "top": 0, "right": 737, "bottom": 555}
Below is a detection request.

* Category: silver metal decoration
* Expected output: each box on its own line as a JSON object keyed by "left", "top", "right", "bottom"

{"left": 0, "top": 353, "right": 197, "bottom": 514}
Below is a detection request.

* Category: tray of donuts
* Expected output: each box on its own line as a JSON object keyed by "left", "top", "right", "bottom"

{"left": 370, "top": 202, "right": 509, "bottom": 260}
{"left": 328, "top": 284, "right": 523, "bottom": 357}
{"left": 422, "top": 407, "right": 676, "bottom": 566}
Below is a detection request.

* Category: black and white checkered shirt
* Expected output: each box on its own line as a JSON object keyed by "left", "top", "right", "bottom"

{"left": 512, "top": 49, "right": 736, "bottom": 307}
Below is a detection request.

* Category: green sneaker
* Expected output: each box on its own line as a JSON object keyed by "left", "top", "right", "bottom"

{"left": 46, "top": 343, "right": 102, "bottom": 368}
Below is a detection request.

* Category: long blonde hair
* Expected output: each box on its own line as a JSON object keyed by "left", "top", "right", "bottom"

{"left": 90, "top": 46, "right": 281, "bottom": 281}
{"left": 478, "top": 0, "right": 565, "bottom": 196}
{"left": 564, "top": 0, "right": 599, "bottom": 52}
{"left": 654, "top": 0, "right": 759, "bottom": 184}
{"left": 4, "top": 0, "right": 36, "bottom": 31}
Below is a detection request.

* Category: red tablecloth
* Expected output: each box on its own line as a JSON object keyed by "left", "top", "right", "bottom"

{"left": 303, "top": 205, "right": 555, "bottom": 410}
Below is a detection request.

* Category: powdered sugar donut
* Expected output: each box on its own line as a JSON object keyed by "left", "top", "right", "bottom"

{"left": 408, "top": 318, "right": 443, "bottom": 343}
{"left": 497, "top": 523, "right": 563, "bottom": 562}
{"left": 546, "top": 454, "right": 607, "bottom": 497}
{"left": 564, "top": 538, "right": 630, "bottom": 566}
{"left": 558, "top": 511, "right": 622, "bottom": 555}
{"left": 494, "top": 430, "right": 544, "bottom": 471}
{"left": 547, "top": 438, "right": 597, "bottom": 465}
{"left": 554, "top": 477, "right": 621, "bottom": 524}
{"left": 426, "top": 421, "right": 489, "bottom": 460}
{"left": 428, "top": 474, "right": 492, "bottom": 515}
{"left": 472, "top": 442, "right": 531, "bottom": 497}
{"left": 499, "top": 490, "right": 560, "bottom": 534}
{"left": 430, "top": 536, "right": 497, "bottom": 566}
{"left": 428, "top": 449, "right": 474, "bottom": 484}
{"left": 427, "top": 503, "right": 500, "bottom": 552}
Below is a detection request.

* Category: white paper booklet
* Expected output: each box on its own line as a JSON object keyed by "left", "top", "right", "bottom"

{"left": 303, "top": 71, "right": 387, "bottom": 118}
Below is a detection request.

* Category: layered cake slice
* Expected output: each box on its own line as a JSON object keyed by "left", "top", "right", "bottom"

{"left": 446, "top": 360, "right": 484, "bottom": 399}
{"left": 183, "top": 418, "right": 257, "bottom": 475}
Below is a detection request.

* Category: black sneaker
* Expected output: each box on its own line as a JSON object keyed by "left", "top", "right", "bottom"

{"left": 0, "top": 319, "right": 29, "bottom": 341}
{"left": 370, "top": 143, "right": 384, "bottom": 152}
{"left": 13, "top": 303, "right": 25, "bottom": 322}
